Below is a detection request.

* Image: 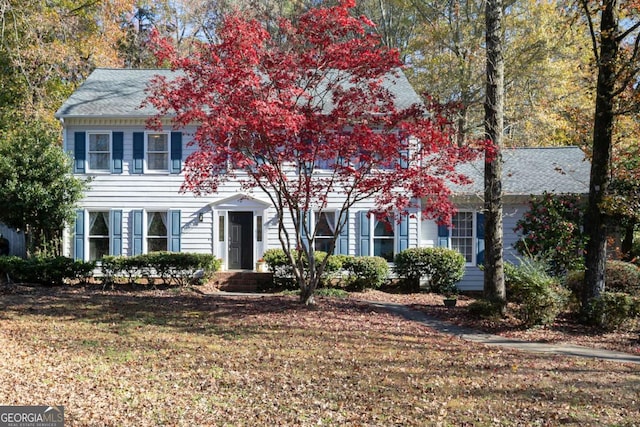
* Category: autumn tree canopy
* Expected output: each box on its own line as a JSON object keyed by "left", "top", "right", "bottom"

{"left": 145, "top": 0, "right": 484, "bottom": 304}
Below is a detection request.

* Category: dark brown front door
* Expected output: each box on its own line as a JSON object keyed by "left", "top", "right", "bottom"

{"left": 228, "top": 212, "right": 253, "bottom": 270}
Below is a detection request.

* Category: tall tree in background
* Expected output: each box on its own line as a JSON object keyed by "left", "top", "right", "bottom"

{"left": 483, "top": 0, "right": 505, "bottom": 313}
{"left": 579, "top": 0, "right": 640, "bottom": 314}
{"left": 146, "top": 0, "right": 484, "bottom": 305}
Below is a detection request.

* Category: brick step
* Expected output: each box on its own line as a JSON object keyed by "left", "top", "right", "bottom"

{"left": 213, "top": 271, "right": 273, "bottom": 292}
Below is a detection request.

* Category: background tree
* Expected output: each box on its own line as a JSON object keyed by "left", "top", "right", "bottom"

{"left": 578, "top": 0, "right": 640, "bottom": 314}
{"left": 146, "top": 0, "right": 483, "bottom": 304}
{"left": 484, "top": 0, "right": 506, "bottom": 313}
{"left": 0, "top": 119, "right": 86, "bottom": 255}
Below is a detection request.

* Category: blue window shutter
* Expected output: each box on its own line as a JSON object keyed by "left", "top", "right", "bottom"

{"left": 133, "top": 132, "right": 144, "bottom": 173}
{"left": 299, "top": 210, "right": 310, "bottom": 251}
{"left": 358, "top": 211, "right": 370, "bottom": 256}
{"left": 398, "top": 215, "right": 409, "bottom": 252}
{"left": 112, "top": 132, "right": 123, "bottom": 174}
{"left": 476, "top": 212, "right": 485, "bottom": 265}
{"left": 132, "top": 210, "right": 143, "bottom": 255}
{"left": 74, "top": 210, "right": 85, "bottom": 261}
{"left": 337, "top": 210, "right": 349, "bottom": 255}
{"left": 169, "top": 210, "right": 181, "bottom": 252}
{"left": 74, "top": 132, "right": 86, "bottom": 173}
{"left": 170, "top": 132, "right": 182, "bottom": 173}
{"left": 437, "top": 223, "right": 449, "bottom": 248}
{"left": 110, "top": 210, "right": 123, "bottom": 256}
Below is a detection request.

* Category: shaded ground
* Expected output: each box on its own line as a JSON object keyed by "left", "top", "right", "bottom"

{"left": 0, "top": 285, "right": 639, "bottom": 426}
{"left": 350, "top": 290, "right": 640, "bottom": 356}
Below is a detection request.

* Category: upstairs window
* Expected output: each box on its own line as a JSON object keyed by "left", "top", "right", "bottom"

{"left": 147, "top": 133, "right": 169, "bottom": 171}
{"left": 88, "top": 133, "right": 110, "bottom": 171}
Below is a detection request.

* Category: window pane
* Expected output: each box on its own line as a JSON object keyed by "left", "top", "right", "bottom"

{"left": 374, "top": 218, "right": 394, "bottom": 237}
{"left": 256, "top": 216, "right": 262, "bottom": 242}
{"left": 148, "top": 134, "right": 168, "bottom": 151}
{"left": 89, "top": 212, "right": 109, "bottom": 236}
{"left": 89, "top": 237, "right": 109, "bottom": 261}
{"left": 148, "top": 212, "right": 167, "bottom": 237}
{"left": 148, "top": 153, "right": 168, "bottom": 170}
{"left": 89, "top": 134, "right": 110, "bottom": 151}
{"left": 315, "top": 238, "right": 333, "bottom": 253}
{"left": 90, "top": 153, "right": 110, "bottom": 170}
{"left": 374, "top": 238, "right": 394, "bottom": 262}
{"left": 451, "top": 212, "right": 473, "bottom": 263}
{"left": 315, "top": 212, "right": 335, "bottom": 237}
{"left": 148, "top": 238, "right": 167, "bottom": 252}
{"left": 219, "top": 216, "right": 225, "bottom": 242}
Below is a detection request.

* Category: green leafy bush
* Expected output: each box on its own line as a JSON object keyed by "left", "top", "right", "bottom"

{"left": 587, "top": 292, "right": 639, "bottom": 330}
{"left": 101, "top": 252, "right": 219, "bottom": 287}
{"left": 343, "top": 256, "right": 388, "bottom": 291}
{"left": 393, "top": 247, "right": 465, "bottom": 295}
{"left": 514, "top": 192, "right": 586, "bottom": 276}
{"left": 261, "top": 248, "right": 346, "bottom": 289}
{"left": 0, "top": 255, "right": 95, "bottom": 285}
{"left": 467, "top": 299, "right": 504, "bottom": 319}
{"left": 564, "top": 261, "right": 640, "bottom": 298}
{"left": 505, "top": 258, "right": 569, "bottom": 327}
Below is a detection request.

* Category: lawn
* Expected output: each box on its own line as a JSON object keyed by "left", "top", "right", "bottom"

{"left": 1, "top": 286, "right": 639, "bottom": 426}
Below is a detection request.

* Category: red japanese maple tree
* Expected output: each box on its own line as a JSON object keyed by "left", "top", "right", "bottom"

{"left": 145, "top": 0, "right": 484, "bottom": 304}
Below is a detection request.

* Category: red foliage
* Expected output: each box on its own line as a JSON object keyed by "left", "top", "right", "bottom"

{"left": 144, "top": 1, "right": 483, "bottom": 225}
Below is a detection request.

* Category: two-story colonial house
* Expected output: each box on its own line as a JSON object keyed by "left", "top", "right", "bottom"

{"left": 55, "top": 68, "right": 590, "bottom": 291}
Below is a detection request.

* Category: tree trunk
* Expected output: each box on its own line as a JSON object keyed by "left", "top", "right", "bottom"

{"left": 483, "top": 0, "right": 506, "bottom": 314}
{"left": 582, "top": 0, "right": 618, "bottom": 314}
{"left": 621, "top": 222, "right": 635, "bottom": 261}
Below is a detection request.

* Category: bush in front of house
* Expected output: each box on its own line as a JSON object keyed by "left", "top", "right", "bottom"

{"left": 101, "top": 252, "right": 219, "bottom": 287}
{"left": 0, "top": 255, "right": 95, "bottom": 286}
{"left": 261, "top": 248, "right": 347, "bottom": 290}
{"left": 587, "top": 292, "right": 640, "bottom": 330}
{"left": 564, "top": 260, "right": 640, "bottom": 299}
{"left": 393, "top": 247, "right": 465, "bottom": 294}
{"left": 505, "top": 258, "right": 569, "bottom": 327}
{"left": 342, "top": 256, "right": 389, "bottom": 291}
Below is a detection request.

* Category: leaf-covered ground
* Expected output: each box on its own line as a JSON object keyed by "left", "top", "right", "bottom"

{"left": 352, "top": 290, "right": 640, "bottom": 356}
{"left": 1, "top": 286, "right": 639, "bottom": 426}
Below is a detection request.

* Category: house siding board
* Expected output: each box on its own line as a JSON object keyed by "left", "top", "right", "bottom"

{"left": 0, "top": 223, "right": 26, "bottom": 257}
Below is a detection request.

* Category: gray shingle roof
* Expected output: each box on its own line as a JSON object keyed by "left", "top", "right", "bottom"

{"left": 55, "top": 68, "right": 422, "bottom": 118}
{"left": 453, "top": 146, "right": 590, "bottom": 196}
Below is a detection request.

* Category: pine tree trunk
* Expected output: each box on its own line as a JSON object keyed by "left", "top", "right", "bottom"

{"left": 582, "top": 0, "right": 618, "bottom": 316}
{"left": 484, "top": 0, "right": 506, "bottom": 314}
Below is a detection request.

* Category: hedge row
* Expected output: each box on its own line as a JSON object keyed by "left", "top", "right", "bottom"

{"left": 0, "top": 252, "right": 220, "bottom": 287}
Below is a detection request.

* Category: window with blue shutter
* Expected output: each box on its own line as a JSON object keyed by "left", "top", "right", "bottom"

{"left": 437, "top": 223, "right": 449, "bottom": 248}
{"left": 132, "top": 210, "right": 143, "bottom": 255}
{"left": 110, "top": 210, "right": 123, "bottom": 256}
{"left": 74, "top": 210, "right": 85, "bottom": 260}
{"left": 170, "top": 131, "right": 182, "bottom": 173}
{"left": 74, "top": 132, "right": 86, "bottom": 173}
{"left": 476, "top": 212, "right": 485, "bottom": 265}
{"left": 358, "top": 211, "right": 370, "bottom": 256}
{"left": 168, "top": 210, "right": 181, "bottom": 252}
{"left": 133, "top": 132, "right": 144, "bottom": 173}
{"left": 112, "top": 132, "right": 123, "bottom": 174}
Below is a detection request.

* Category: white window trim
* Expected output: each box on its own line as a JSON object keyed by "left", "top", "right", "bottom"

{"left": 368, "top": 214, "right": 398, "bottom": 262}
{"left": 86, "top": 131, "right": 112, "bottom": 173}
{"left": 145, "top": 131, "right": 171, "bottom": 173}
{"left": 86, "top": 210, "right": 110, "bottom": 262}
{"left": 449, "top": 210, "right": 476, "bottom": 266}
{"left": 144, "top": 210, "right": 170, "bottom": 253}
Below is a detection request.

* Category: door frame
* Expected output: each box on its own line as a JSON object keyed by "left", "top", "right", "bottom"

{"left": 209, "top": 194, "right": 271, "bottom": 271}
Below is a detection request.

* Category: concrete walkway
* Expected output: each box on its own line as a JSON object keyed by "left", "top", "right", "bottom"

{"left": 367, "top": 300, "right": 640, "bottom": 365}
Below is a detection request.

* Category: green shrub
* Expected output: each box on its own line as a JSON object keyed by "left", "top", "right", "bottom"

{"left": 505, "top": 258, "right": 569, "bottom": 327}
{"left": 587, "top": 292, "right": 638, "bottom": 330}
{"left": 467, "top": 299, "right": 504, "bottom": 319}
{"left": 393, "top": 247, "right": 465, "bottom": 295}
{"left": 0, "top": 255, "right": 94, "bottom": 286}
{"left": 343, "top": 256, "right": 388, "bottom": 291}
{"left": 565, "top": 261, "right": 640, "bottom": 299}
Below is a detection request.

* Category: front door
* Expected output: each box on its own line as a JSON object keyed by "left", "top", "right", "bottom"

{"left": 228, "top": 211, "right": 253, "bottom": 270}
